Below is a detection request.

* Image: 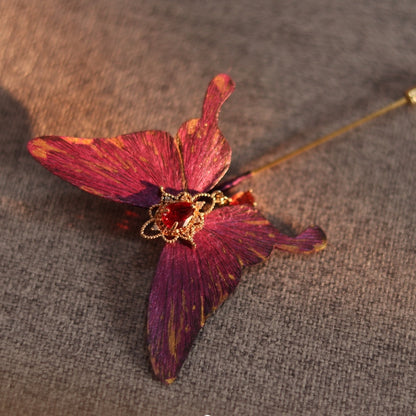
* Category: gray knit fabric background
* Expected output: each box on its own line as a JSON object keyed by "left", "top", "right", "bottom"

{"left": 1, "top": 1, "right": 415, "bottom": 415}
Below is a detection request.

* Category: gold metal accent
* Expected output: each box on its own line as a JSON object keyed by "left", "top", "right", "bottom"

{"left": 250, "top": 88, "right": 415, "bottom": 176}
{"left": 140, "top": 187, "right": 231, "bottom": 247}
{"left": 406, "top": 87, "right": 416, "bottom": 105}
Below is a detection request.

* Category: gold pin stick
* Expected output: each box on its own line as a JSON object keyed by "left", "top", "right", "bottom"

{"left": 219, "top": 87, "right": 416, "bottom": 191}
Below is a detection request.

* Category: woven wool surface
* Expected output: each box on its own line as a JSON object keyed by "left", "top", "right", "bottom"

{"left": 1, "top": 1, "right": 415, "bottom": 415}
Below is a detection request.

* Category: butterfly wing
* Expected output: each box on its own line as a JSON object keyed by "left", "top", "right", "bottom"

{"left": 176, "top": 74, "right": 235, "bottom": 193}
{"left": 28, "top": 74, "right": 235, "bottom": 204}
{"left": 147, "top": 205, "right": 278, "bottom": 383}
{"left": 27, "top": 131, "right": 185, "bottom": 207}
{"left": 223, "top": 190, "right": 326, "bottom": 253}
{"left": 274, "top": 226, "right": 327, "bottom": 254}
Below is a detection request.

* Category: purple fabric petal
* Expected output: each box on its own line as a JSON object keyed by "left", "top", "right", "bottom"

{"left": 27, "top": 131, "right": 184, "bottom": 207}
{"left": 203, "top": 205, "right": 279, "bottom": 265}
{"left": 147, "top": 205, "right": 278, "bottom": 383}
{"left": 274, "top": 226, "right": 327, "bottom": 253}
{"left": 177, "top": 74, "right": 235, "bottom": 193}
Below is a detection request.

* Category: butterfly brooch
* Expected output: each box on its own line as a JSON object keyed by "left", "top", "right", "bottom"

{"left": 28, "top": 74, "right": 326, "bottom": 384}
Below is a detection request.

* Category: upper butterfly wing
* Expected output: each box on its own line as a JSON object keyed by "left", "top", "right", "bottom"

{"left": 147, "top": 205, "right": 278, "bottom": 383}
{"left": 28, "top": 131, "right": 185, "bottom": 207}
{"left": 28, "top": 74, "right": 235, "bottom": 203}
{"left": 176, "top": 74, "right": 235, "bottom": 193}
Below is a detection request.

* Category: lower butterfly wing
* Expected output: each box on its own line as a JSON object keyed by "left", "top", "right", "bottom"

{"left": 274, "top": 226, "right": 327, "bottom": 253}
{"left": 147, "top": 205, "right": 278, "bottom": 383}
{"left": 224, "top": 190, "right": 326, "bottom": 253}
{"left": 148, "top": 206, "right": 327, "bottom": 383}
{"left": 28, "top": 131, "right": 185, "bottom": 207}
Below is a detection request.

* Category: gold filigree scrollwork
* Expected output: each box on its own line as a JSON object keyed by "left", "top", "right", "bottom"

{"left": 140, "top": 187, "right": 230, "bottom": 247}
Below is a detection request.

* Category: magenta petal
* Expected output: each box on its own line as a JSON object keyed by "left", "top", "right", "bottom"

{"left": 147, "top": 205, "right": 278, "bottom": 383}
{"left": 274, "top": 226, "right": 327, "bottom": 254}
{"left": 27, "top": 131, "right": 184, "bottom": 207}
{"left": 177, "top": 74, "right": 235, "bottom": 193}
{"left": 147, "top": 241, "right": 235, "bottom": 384}
{"left": 203, "top": 205, "right": 279, "bottom": 265}
{"left": 147, "top": 237, "right": 240, "bottom": 384}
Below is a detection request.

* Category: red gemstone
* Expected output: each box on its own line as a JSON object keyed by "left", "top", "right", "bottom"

{"left": 161, "top": 202, "right": 194, "bottom": 229}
